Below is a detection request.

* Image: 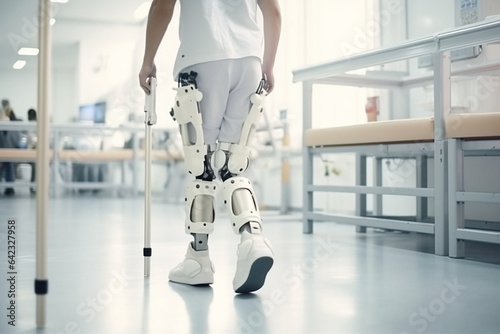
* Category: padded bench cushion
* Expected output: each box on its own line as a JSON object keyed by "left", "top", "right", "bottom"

{"left": 446, "top": 112, "right": 500, "bottom": 139}
{"left": 305, "top": 117, "right": 434, "bottom": 147}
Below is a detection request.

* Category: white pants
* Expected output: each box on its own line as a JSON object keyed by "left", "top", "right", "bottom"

{"left": 181, "top": 56, "right": 262, "bottom": 145}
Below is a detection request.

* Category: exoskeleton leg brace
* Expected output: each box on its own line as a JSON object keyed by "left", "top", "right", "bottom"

{"left": 212, "top": 78, "right": 267, "bottom": 235}
{"left": 171, "top": 73, "right": 267, "bottom": 247}
{"left": 170, "top": 72, "right": 216, "bottom": 251}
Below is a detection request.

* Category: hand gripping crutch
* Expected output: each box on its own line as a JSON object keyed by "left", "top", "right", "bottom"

{"left": 144, "top": 77, "right": 157, "bottom": 276}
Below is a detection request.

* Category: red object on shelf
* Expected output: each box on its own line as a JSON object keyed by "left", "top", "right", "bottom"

{"left": 365, "top": 96, "right": 379, "bottom": 122}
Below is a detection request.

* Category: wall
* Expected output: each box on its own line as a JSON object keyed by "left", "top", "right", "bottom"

{"left": 0, "top": 43, "right": 78, "bottom": 123}
{"left": 52, "top": 43, "right": 79, "bottom": 124}
{"left": 0, "top": 69, "right": 38, "bottom": 122}
{"left": 256, "top": 0, "right": 381, "bottom": 211}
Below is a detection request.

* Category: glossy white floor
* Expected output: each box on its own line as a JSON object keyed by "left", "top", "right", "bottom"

{"left": 1, "top": 192, "right": 500, "bottom": 334}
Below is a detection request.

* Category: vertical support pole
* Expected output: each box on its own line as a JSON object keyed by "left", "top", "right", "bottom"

{"left": 132, "top": 131, "right": 139, "bottom": 197}
{"left": 448, "top": 139, "right": 465, "bottom": 258}
{"left": 35, "top": 0, "right": 51, "bottom": 327}
{"left": 355, "top": 154, "right": 367, "bottom": 233}
{"left": 280, "top": 119, "right": 290, "bottom": 215}
{"left": 433, "top": 50, "right": 450, "bottom": 256}
{"left": 302, "top": 81, "right": 313, "bottom": 233}
{"left": 52, "top": 130, "right": 59, "bottom": 197}
{"left": 373, "top": 157, "right": 383, "bottom": 216}
{"left": 121, "top": 161, "right": 126, "bottom": 196}
{"left": 416, "top": 155, "right": 428, "bottom": 222}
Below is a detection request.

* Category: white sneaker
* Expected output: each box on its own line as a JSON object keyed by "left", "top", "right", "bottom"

{"left": 169, "top": 243, "right": 215, "bottom": 285}
{"left": 233, "top": 231, "right": 274, "bottom": 293}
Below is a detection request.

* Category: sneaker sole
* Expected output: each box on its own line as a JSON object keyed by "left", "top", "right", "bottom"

{"left": 235, "top": 256, "right": 273, "bottom": 294}
{"left": 169, "top": 280, "right": 212, "bottom": 287}
{"left": 169, "top": 274, "right": 214, "bottom": 286}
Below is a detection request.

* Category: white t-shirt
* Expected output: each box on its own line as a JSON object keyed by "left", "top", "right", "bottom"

{"left": 173, "top": 0, "right": 263, "bottom": 79}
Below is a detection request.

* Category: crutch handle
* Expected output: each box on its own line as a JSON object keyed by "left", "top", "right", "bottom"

{"left": 145, "top": 77, "right": 157, "bottom": 126}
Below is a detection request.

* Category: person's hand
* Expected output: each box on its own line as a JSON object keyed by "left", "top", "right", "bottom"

{"left": 262, "top": 69, "right": 275, "bottom": 94}
{"left": 139, "top": 62, "right": 157, "bottom": 95}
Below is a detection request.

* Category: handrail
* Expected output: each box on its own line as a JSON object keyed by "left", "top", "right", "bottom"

{"left": 308, "top": 57, "right": 500, "bottom": 88}
{"left": 438, "top": 17, "right": 500, "bottom": 51}
{"left": 292, "top": 36, "right": 435, "bottom": 83}
{"left": 293, "top": 19, "right": 500, "bottom": 83}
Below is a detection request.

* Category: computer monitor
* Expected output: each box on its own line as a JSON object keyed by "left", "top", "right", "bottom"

{"left": 93, "top": 102, "right": 106, "bottom": 123}
{"left": 79, "top": 102, "right": 106, "bottom": 123}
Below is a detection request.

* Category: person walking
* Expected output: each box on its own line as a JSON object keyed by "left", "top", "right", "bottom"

{"left": 138, "top": 0, "right": 281, "bottom": 293}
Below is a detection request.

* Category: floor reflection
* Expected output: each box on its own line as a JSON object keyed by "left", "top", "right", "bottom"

{"left": 233, "top": 293, "right": 269, "bottom": 334}
{"left": 169, "top": 282, "right": 214, "bottom": 334}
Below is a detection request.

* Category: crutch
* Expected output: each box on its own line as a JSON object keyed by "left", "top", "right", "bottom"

{"left": 144, "top": 77, "right": 157, "bottom": 276}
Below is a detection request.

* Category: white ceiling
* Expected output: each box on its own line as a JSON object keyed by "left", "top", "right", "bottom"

{"left": 0, "top": 0, "right": 148, "bottom": 70}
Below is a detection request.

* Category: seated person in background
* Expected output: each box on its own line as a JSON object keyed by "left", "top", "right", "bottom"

{"left": 27, "top": 108, "right": 37, "bottom": 193}
{"left": 0, "top": 99, "right": 21, "bottom": 195}
{"left": 28, "top": 108, "right": 37, "bottom": 121}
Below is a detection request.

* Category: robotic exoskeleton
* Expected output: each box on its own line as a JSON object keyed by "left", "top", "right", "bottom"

{"left": 170, "top": 71, "right": 266, "bottom": 251}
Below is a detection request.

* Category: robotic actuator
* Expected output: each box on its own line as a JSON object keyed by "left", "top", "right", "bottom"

{"left": 170, "top": 71, "right": 266, "bottom": 250}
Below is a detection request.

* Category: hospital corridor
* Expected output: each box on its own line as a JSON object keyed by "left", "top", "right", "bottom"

{"left": 1, "top": 0, "right": 500, "bottom": 333}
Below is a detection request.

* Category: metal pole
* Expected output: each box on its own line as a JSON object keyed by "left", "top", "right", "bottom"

{"left": 433, "top": 50, "right": 450, "bottom": 256}
{"left": 35, "top": 0, "right": 51, "bottom": 327}
{"left": 302, "top": 81, "right": 313, "bottom": 233}
{"left": 144, "top": 78, "right": 157, "bottom": 276}
{"left": 144, "top": 125, "right": 152, "bottom": 276}
{"left": 280, "top": 118, "right": 290, "bottom": 215}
